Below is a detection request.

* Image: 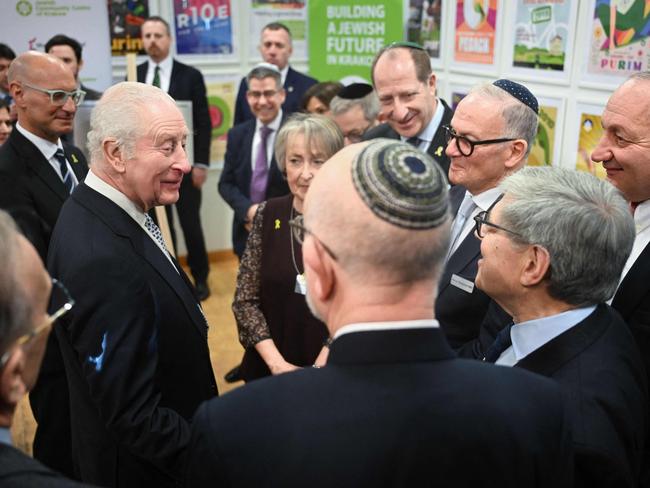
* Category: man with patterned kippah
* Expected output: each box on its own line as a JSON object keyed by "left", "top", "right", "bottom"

{"left": 364, "top": 41, "right": 454, "bottom": 176}
{"left": 438, "top": 79, "right": 539, "bottom": 352}
{"left": 185, "top": 140, "right": 573, "bottom": 487}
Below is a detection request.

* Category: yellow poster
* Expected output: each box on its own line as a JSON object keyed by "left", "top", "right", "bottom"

{"left": 528, "top": 105, "right": 557, "bottom": 167}
{"left": 575, "top": 112, "right": 606, "bottom": 179}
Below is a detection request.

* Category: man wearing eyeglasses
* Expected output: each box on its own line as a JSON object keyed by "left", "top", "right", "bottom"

{"left": 330, "top": 83, "right": 379, "bottom": 146}
{"left": 476, "top": 166, "right": 646, "bottom": 486}
{"left": 0, "top": 51, "right": 88, "bottom": 479}
{"left": 0, "top": 211, "right": 88, "bottom": 486}
{"left": 364, "top": 42, "right": 453, "bottom": 176}
{"left": 436, "top": 80, "right": 538, "bottom": 351}
{"left": 219, "top": 63, "right": 289, "bottom": 259}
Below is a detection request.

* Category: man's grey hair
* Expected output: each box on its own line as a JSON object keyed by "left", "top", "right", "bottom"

{"left": 330, "top": 91, "right": 380, "bottom": 123}
{"left": 87, "top": 82, "right": 177, "bottom": 164}
{"left": 0, "top": 211, "right": 31, "bottom": 357}
{"left": 498, "top": 167, "right": 635, "bottom": 306}
{"left": 468, "top": 83, "right": 538, "bottom": 158}
{"left": 246, "top": 65, "right": 282, "bottom": 91}
{"left": 628, "top": 70, "right": 650, "bottom": 82}
{"left": 274, "top": 113, "right": 343, "bottom": 173}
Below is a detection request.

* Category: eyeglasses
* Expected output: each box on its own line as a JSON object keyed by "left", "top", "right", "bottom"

{"left": 343, "top": 123, "right": 372, "bottom": 144}
{"left": 473, "top": 195, "right": 522, "bottom": 239}
{"left": 247, "top": 90, "right": 279, "bottom": 100}
{"left": 22, "top": 82, "right": 86, "bottom": 106}
{"left": 443, "top": 125, "right": 516, "bottom": 157}
{"left": 288, "top": 215, "right": 338, "bottom": 261}
{"left": 0, "top": 279, "right": 75, "bottom": 368}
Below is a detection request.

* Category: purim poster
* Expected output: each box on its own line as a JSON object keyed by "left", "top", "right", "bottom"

{"left": 207, "top": 79, "right": 237, "bottom": 164}
{"left": 109, "top": 0, "right": 149, "bottom": 55}
{"left": 250, "top": 0, "right": 308, "bottom": 60}
{"left": 510, "top": 0, "right": 576, "bottom": 77}
{"left": 174, "top": 0, "right": 234, "bottom": 55}
{"left": 407, "top": 0, "right": 443, "bottom": 60}
{"left": 586, "top": 0, "right": 650, "bottom": 80}
{"left": 575, "top": 107, "right": 607, "bottom": 180}
{"left": 454, "top": 0, "right": 498, "bottom": 65}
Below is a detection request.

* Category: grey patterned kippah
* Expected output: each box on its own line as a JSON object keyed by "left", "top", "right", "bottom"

{"left": 351, "top": 139, "right": 449, "bottom": 229}
{"left": 493, "top": 79, "right": 539, "bottom": 114}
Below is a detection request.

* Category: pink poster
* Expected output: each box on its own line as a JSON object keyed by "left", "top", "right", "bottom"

{"left": 454, "top": 0, "right": 498, "bottom": 65}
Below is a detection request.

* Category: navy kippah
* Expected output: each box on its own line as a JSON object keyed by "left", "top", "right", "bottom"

{"left": 492, "top": 79, "right": 539, "bottom": 114}
{"left": 338, "top": 83, "right": 373, "bottom": 100}
{"left": 351, "top": 139, "right": 449, "bottom": 230}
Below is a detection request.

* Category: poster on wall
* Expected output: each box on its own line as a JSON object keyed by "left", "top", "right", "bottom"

{"left": 528, "top": 96, "right": 563, "bottom": 167}
{"left": 109, "top": 0, "right": 149, "bottom": 55}
{"left": 583, "top": 0, "right": 650, "bottom": 85}
{"left": 506, "top": 0, "right": 578, "bottom": 82}
{"left": 249, "top": 0, "right": 308, "bottom": 60}
{"left": 309, "top": 1, "right": 403, "bottom": 83}
{"left": 574, "top": 103, "right": 607, "bottom": 179}
{"left": 206, "top": 78, "right": 238, "bottom": 165}
{"left": 452, "top": 0, "right": 499, "bottom": 71}
{"left": 407, "top": 0, "right": 443, "bottom": 63}
{"left": 173, "top": 0, "right": 235, "bottom": 56}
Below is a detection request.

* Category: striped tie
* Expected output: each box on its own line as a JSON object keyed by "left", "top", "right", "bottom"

{"left": 54, "top": 148, "right": 75, "bottom": 194}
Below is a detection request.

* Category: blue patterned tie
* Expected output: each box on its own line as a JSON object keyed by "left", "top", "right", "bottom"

{"left": 54, "top": 148, "right": 75, "bottom": 194}
{"left": 144, "top": 213, "right": 168, "bottom": 252}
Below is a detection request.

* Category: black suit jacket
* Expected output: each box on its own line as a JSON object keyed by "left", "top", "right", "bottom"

{"left": 47, "top": 183, "right": 218, "bottom": 487}
{"left": 0, "top": 443, "right": 91, "bottom": 487}
{"left": 233, "top": 66, "right": 317, "bottom": 125}
{"left": 186, "top": 326, "right": 573, "bottom": 487}
{"left": 218, "top": 119, "right": 289, "bottom": 257}
{"left": 137, "top": 60, "right": 212, "bottom": 164}
{"left": 0, "top": 128, "right": 88, "bottom": 260}
{"left": 515, "top": 305, "right": 647, "bottom": 487}
{"left": 363, "top": 98, "right": 453, "bottom": 178}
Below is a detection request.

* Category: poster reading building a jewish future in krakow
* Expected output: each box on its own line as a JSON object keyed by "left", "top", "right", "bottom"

{"left": 309, "top": 1, "right": 403, "bottom": 83}
{"left": 174, "top": 0, "right": 234, "bottom": 55}
{"left": 511, "top": 0, "right": 576, "bottom": 77}
{"left": 587, "top": 0, "right": 650, "bottom": 79}
{"left": 454, "top": 0, "right": 498, "bottom": 65}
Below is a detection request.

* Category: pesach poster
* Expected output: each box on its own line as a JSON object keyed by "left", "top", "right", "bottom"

{"left": 453, "top": 0, "right": 498, "bottom": 65}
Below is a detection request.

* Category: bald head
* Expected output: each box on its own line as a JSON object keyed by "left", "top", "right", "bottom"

{"left": 8, "top": 51, "right": 73, "bottom": 87}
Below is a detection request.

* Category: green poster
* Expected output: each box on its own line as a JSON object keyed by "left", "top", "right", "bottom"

{"left": 309, "top": 1, "right": 404, "bottom": 83}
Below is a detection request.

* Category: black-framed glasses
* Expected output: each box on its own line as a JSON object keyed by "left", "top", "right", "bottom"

{"left": 473, "top": 194, "right": 522, "bottom": 239}
{"left": 22, "top": 82, "right": 86, "bottom": 106}
{"left": 288, "top": 215, "right": 338, "bottom": 261}
{"left": 0, "top": 279, "right": 75, "bottom": 368}
{"left": 443, "top": 124, "right": 516, "bottom": 157}
{"left": 343, "top": 122, "right": 372, "bottom": 144}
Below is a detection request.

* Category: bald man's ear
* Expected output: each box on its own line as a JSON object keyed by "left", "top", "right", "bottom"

{"left": 303, "top": 237, "right": 335, "bottom": 306}
{"left": 103, "top": 138, "right": 126, "bottom": 173}
{"left": 504, "top": 140, "right": 528, "bottom": 169}
{"left": 9, "top": 82, "right": 25, "bottom": 108}
{"left": 0, "top": 349, "right": 26, "bottom": 410}
{"left": 520, "top": 244, "right": 551, "bottom": 288}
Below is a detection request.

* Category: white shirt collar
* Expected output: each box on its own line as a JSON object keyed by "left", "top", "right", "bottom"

{"left": 279, "top": 65, "right": 289, "bottom": 86}
{"left": 469, "top": 186, "right": 503, "bottom": 212}
{"left": 150, "top": 54, "right": 173, "bottom": 74}
{"left": 15, "top": 122, "right": 62, "bottom": 160}
{"left": 255, "top": 110, "right": 283, "bottom": 132}
{"left": 634, "top": 200, "right": 650, "bottom": 234}
{"left": 334, "top": 319, "right": 439, "bottom": 340}
{"left": 84, "top": 170, "right": 147, "bottom": 228}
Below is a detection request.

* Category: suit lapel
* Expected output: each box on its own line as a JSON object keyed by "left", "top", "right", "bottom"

{"left": 515, "top": 305, "right": 608, "bottom": 376}
{"left": 136, "top": 62, "right": 147, "bottom": 83}
{"left": 63, "top": 145, "right": 88, "bottom": 183}
{"left": 242, "top": 121, "right": 255, "bottom": 191}
{"left": 612, "top": 242, "right": 650, "bottom": 319}
{"left": 427, "top": 99, "right": 453, "bottom": 173}
{"left": 168, "top": 60, "right": 180, "bottom": 98}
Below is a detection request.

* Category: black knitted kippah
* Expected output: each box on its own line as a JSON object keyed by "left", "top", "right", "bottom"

{"left": 338, "top": 83, "right": 373, "bottom": 100}
{"left": 493, "top": 79, "right": 539, "bottom": 114}
{"left": 351, "top": 139, "right": 449, "bottom": 230}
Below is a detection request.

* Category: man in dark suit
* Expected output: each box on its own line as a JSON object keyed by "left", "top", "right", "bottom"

{"left": 0, "top": 44, "right": 16, "bottom": 121}
{"left": 478, "top": 166, "right": 646, "bottom": 486}
{"left": 591, "top": 71, "right": 650, "bottom": 485}
{"left": 138, "top": 15, "right": 212, "bottom": 300}
{"left": 47, "top": 81, "right": 217, "bottom": 487}
{"left": 364, "top": 42, "right": 453, "bottom": 176}
{"left": 437, "top": 80, "right": 538, "bottom": 349}
{"left": 186, "top": 140, "right": 574, "bottom": 487}
{"left": 0, "top": 211, "right": 90, "bottom": 487}
{"left": 45, "top": 34, "right": 103, "bottom": 101}
{"left": 233, "top": 22, "right": 316, "bottom": 125}
{"left": 219, "top": 63, "right": 289, "bottom": 259}
{"left": 0, "top": 51, "right": 88, "bottom": 479}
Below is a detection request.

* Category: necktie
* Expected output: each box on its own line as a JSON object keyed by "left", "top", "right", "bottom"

{"left": 144, "top": 213, "right": 169, "bottom": 253}
{"left": 152, "top": 65, "right": 161, "bottom": 88}
{"left": 54, "top": 148, "right": 75, "bottom": 194}
{"left": 483, "top": 324, "right": 513, "bottom": 363}
{"left": 446, "top": 193, "right": 476, "bottom": 259}
{"left": 250, "top": 125, "right": 272, "bottom": 203}
{"left": 406, "top": 136, "right": 421, "bottom": 148}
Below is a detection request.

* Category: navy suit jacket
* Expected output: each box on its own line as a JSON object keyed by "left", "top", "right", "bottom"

{"left": 186, "top": 326, "right": 573, "bottom": 487}
{"left": 233, "top": 66, "right": 317, "bottom": 125}
{"left": 0, "top": 128, "right": 88, "bottom": 260}
{"left": 218, "top": 119, "right": 289, "bottom": 257}
{"left": 47, "top": 183, "right": 217, "bottom": 487}
{"left": 515, "top": 304, "right": 647, "bottom": 487}
{"left": 363, "top": 98, "right": 453, "bottom": 179}
{"left": 137, "top": 60, "right": 212, "bottom": 164}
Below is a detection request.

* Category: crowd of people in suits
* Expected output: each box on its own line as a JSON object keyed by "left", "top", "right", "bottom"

{"left": 0, "top": 13, "right": 648, "bottom": 488}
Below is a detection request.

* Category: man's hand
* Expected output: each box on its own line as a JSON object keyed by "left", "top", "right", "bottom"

{"left": 191, "top": 167, "right": 208, "bottom": 188}
{"left": 244, "top": 204, "right": 259, "bottom": 232}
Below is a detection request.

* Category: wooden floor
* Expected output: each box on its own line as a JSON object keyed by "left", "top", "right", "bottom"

{"left": 11, "top": 255, "right": 245, "bottom": 454}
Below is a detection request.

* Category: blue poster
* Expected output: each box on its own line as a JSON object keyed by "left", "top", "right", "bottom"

{"left": 174, "top": 0, "right": 233, "bottom": 55}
